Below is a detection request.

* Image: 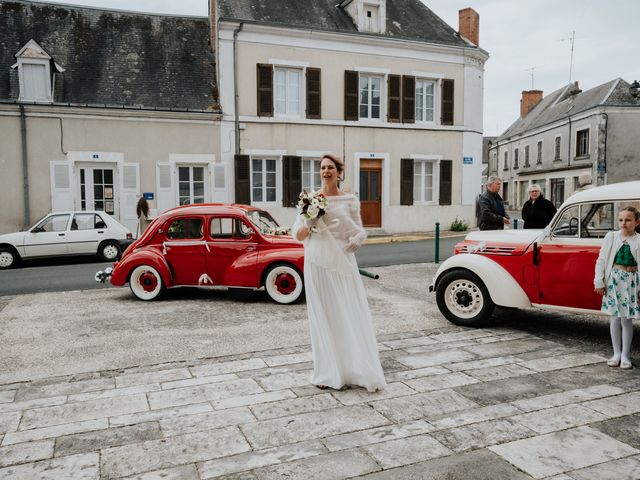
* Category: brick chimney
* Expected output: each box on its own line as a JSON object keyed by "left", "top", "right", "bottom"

{"left": 458, "top": 8, "right": 479, "bottom": 46}
{"left": 520, "top": 90, "right": 543, "bottom": 118}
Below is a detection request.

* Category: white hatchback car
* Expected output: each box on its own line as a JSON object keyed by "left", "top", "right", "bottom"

{"left": 0, "top": 211, "right": 133, "bottom": 269}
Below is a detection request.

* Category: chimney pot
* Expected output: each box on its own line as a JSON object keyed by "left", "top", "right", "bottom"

{"left": 520, "top": 90, "right": 543, "bottom": 118}
{"left": 458, "top": 8, "right": 479, "bottom": 46}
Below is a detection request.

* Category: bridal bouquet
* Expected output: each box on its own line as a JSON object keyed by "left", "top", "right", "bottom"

{"left": 262, "top": 226, "right": 291, "bottom": 236}
{"left": 297, "top": 191, "right": 327, "bottom": 231}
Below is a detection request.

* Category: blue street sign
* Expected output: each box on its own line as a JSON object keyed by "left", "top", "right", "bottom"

{"left": 463, "top": 157, "right": 473, "bottom": 165}
{"left": 143, "top": 192, "right": 154, "bottom": 200}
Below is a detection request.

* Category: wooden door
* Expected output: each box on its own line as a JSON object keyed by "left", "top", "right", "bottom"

{"left": 359, "top": 159, "right": 382, "bottom": 227}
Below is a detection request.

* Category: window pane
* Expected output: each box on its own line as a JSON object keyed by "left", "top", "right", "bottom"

{"left": 252, "top": 159, "right": 262, "bottom": 172}
{"left": 359, "top": 171, "right": 369, "bottom": 200}
{"left": 371, "top": 105, "right": 380, "bottom": 119}
{"left": 302, "top": 171, "right": 311, "bottom": 190}
{"left": 194, "top": 182, "right": 204, "bottom": 197}
{"left": 179, "top": 182, "right": 190, "bottom": 197}
{"left": 266, "top": 172, "right": 276, "bottom": 188}
{"left": 167, "top": 218, "right": 202, "bottom": 239}
{"left": 414, "top": 172, "right": 421, "bottom": 202}
{"left": 178, "top": 167, "right": 189, "bottom": 181}
{"left": 266, "top": 188, "right": 276, "bottom": 202}
{"left": 94, "top": 185, "right": 104, "bottom": 200}
{"left": 370, "top": 171, "right": 380, "bottom": 201}
{"left": 552, "top": 205, "right": 579, "bottom": 237}
{"left": 252, "top": 188, "right": 263, "bottom": 202}
{"left": 104, "top": 170, "right": 113, "bottom": 184}
{"left": 193, "top": 167, "right": 204, "bottom": 182}
{"left": 193, "top": 197, "right": 205, "bottom": 204}
{"left": 93, "top": 170, "right": 103, "bottom": 184}
{"left": 266, "top": 159, "right": 276, "bottom": 172}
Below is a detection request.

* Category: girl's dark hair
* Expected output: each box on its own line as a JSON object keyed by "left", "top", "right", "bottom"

{"left": 136, "top": 197, "right": 150, "bottom": 218}
{"left": 620, "top": 206, "right": 640, "bottom": 233}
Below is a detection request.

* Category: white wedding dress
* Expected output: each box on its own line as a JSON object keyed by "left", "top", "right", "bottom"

{"left": 292, "top": 194, "right": 386, "bottom": 392}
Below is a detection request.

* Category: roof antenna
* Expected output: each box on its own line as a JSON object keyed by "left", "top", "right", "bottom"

{"left": 524, "top": 66, "right": 543, "bottom": 90}
{"left": 559, "top": 31, "right": 577, "bottom": 83}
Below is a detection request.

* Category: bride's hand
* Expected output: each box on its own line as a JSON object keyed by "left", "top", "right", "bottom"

{"left": 344, "top": 238, "right": 360, "bottom": 253}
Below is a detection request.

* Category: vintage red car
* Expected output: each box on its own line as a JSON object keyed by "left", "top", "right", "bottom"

{"left": 106, "top": 204, "right": 304, "bottom": 303}
{"left": 430, "top": 181, "right": 640, "bottom": 326}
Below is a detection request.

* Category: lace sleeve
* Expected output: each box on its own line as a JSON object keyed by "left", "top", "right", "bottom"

{"left": 291, "top": 213, "right": 305, "bottom": 242}
{"left": 348, "top": 197, "right": 367, "bottom": 248}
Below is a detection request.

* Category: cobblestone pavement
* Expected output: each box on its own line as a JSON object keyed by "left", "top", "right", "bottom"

{"left": 1, "top": 324, "right": 639, "bottom": 479}
{"left": 1, "top": 263, "right": 639, "bottom": 479}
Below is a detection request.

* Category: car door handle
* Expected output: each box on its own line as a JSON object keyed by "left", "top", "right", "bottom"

{"left": 58, "top": 233, "right": 65, "bottom": 236}
{"left": 246, "top": 246, "right": 256, "bottom": 251}
{"left": 97, "top": 231, "right": 104, "bottom": 234}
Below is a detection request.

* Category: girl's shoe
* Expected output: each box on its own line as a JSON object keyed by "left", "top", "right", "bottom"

{"left": 607, "top": 357, "right": 621, "bottom": 367}
{"left": 620, "top": 361, "right": 633, "bottom": 370}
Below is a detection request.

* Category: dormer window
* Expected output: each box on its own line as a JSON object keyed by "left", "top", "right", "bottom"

{"left": 11, "top": 40, "right": 64, "bottom": 103}
{"left": 340, "top": 0, "right": 386, "bottom": 34}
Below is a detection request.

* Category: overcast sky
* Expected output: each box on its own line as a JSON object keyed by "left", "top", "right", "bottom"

{"left": 30, "top": 0, "right": 637, "bottom": 136}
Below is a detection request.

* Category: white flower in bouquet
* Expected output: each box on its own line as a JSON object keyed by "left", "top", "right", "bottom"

{"left": 297, "top": 191, "right": 327, "bottom": 233}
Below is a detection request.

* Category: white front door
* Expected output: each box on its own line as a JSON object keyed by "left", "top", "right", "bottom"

{"left": 78, "top": 164, "right": 118, "bottom": 219}
{"left": 23, "top": 213, "right": 71, "bottom": 258}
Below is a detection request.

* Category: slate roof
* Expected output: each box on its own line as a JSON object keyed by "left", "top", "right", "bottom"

{"left": 217, "top": 0, "right": 472, "bottom": 48}
{"left": 0, "top": 0, "right": 217, "bottom": 111}
{"left": 497, "top": 78, "right": 639, "bottom": 141}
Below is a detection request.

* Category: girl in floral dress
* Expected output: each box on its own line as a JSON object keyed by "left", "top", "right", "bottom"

{"left": 594, "top": 206, "right": 640, "bottom": 370}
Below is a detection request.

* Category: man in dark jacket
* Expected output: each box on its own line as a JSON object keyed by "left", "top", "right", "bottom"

{"left": 521, "top": 184, "right": 556, "bottom": 229}
{"left": 477, "top": 176, "right": 510, "bottom": 230}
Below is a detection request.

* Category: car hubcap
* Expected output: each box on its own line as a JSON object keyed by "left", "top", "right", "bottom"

{"left": 274, "top": 273, "right": 296, "bottom": 295}
{"left": 139, "top": 272, "right": 158, "bottom": 292}
{"left": 103, "top": 244, "right": 119, "bottom": 259}
{"left": 445, "top": 280, "right": 483, "bottom": 318}
{"left": 0, "top": 252, "right": 13, "bottom": 267}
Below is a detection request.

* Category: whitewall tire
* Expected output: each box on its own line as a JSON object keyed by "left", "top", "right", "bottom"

{"left": 129, "top": 265, "right": 165, "bottom": 301}
{"left": 264, "top": 264, "right": 303, "bottom": 304}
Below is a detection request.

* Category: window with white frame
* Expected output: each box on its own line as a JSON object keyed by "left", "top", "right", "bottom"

{"left": 415, "top": 79, "right": 435, "bottom": 122}
{"left": 359, "top": 74, "right": 382, "bottom": 120}
{"left": 503, "top": 151, "right": 508, "bottom": 170}
{"left": 413, "top": 160, "right": 436, "bottom": 203}
{"left": 576, "top": 128, "right": 589, "bottom": 157}
{"left": 251, "top": 158, "right": 277, "bottom": 203}
{"left": 524, "top": 145, "right": 530, "bottom": 167}
{"left": 554, "top": 136, "right": 561, "bottom": 161}
{"left": 274, "top": 68, "right": 301, "bottom": 117}
{"left": 302, "top": 158, "right": 321, "bottom": 192}
{"left": 14, "top": 40, "right": 57, "bottom": 103}
{"left": 514, "top": 148, "right": 519, "bottom": 169}
{"left": 178, "top": 166, "right": 206, "bottom": 205}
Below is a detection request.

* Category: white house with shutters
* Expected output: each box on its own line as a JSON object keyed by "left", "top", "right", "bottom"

{"left": 1, "top": 0, "right": 487, "bottom": 235}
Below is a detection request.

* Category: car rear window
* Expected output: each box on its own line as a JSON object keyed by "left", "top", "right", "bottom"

{"left": 166, "top": 218, "right": 203, "bottom": 239}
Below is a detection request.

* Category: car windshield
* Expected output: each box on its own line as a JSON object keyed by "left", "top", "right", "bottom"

{"left": 246, "top": 210, "right": 280, "bottom": 232}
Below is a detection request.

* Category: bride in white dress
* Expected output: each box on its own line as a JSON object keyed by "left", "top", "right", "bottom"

{"left": 292, "top": 154, "right": 386, "bottom": 392}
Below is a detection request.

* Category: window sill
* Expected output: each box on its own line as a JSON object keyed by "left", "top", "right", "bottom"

{"left": 574, "top": 155, "right": 590, "bottom": 161}
{"left": 413, "top": 201, "right": 438, "bottom": 206}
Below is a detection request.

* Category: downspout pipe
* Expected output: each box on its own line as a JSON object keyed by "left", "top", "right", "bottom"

{"left": 233, "top": 22, "right": 244, "bottom": 155}
{"left": 19, "top": 104, "right": 30, "bottom": 227}
{"left": 601, "top": 112, "right": 608, "bottom": 184}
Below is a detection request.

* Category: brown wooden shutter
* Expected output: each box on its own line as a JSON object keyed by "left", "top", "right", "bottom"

{"left": 282, "top": 156, "right": 302, "bottom": 207}
{"left": 234, "top": 154, "right": 251, "bottom": 204}
{"left": 306, "top": 68, "right": 321, "bottom": 119}
{"left": 441, "top": 79, "right": 454, "bottom": 125}
{"left": 344, "top": 70, "right": 359, "bottom": 121}
{"left": 439, "top": 159, "right": 452, "bottom": 205}
{"left": 256, "top": 64, "right": 273, "bottom": 117}
{"left": 387, "top": 74, "right": 401, "bottom": 123}
{"left": 400, "top": 158, "right": 414, "bottom": 206}
{"left": 402, "top": 75, "right": 416, "bottom": 124}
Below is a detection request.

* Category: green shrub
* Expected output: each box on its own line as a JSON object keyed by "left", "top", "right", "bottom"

{"left": 450, "top": 217, "right": 468, "bottom": 232}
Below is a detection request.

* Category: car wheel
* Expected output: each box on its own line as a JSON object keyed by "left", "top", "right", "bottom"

{"left": 129, "top": 265, "right": 165, "bottom": 301}
{"left": 99, "top": 241, "right": 121, "bottom": 261}
{"left": 264, "top": 263, "right": 303, "bottom": 304}
{"left": 436, "top": 269, "right": 494, "bottom": 327}
{"left": 0, "top": 247, "right": 19, "bottom": 269}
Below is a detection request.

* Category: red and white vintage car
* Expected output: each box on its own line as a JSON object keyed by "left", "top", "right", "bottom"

{"left": 106, "top": 204, "right": 304, "bottom": 303}
{"left": 431, "top": 181, "right": 640, "bottom": 326}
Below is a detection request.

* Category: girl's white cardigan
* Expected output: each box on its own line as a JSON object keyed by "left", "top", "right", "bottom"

{"left": 594, "top": 230, "right": 640, "bottom": 289}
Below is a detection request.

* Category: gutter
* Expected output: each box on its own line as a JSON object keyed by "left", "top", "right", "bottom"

{"left": 233, "top": 22, "right": 244, "bottom": 155}
{"left": 19, "top": 104, "right": 30, "bottom": 227}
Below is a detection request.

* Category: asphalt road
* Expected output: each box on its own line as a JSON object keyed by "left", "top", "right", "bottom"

{"left": 0, "top": 236, "right": 463, "bottom": 296}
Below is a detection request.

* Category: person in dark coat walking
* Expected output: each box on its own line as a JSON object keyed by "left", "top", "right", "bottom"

{"left": 477, "top": 176, "right": 510, "bottom": 230}
{"left": 521, "top": 184, "right": 557, "bottom": 229}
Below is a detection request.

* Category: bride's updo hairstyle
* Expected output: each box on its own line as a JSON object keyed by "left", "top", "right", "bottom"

{"left": 322, "top": 153, "right": 344, "bottom": 180}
